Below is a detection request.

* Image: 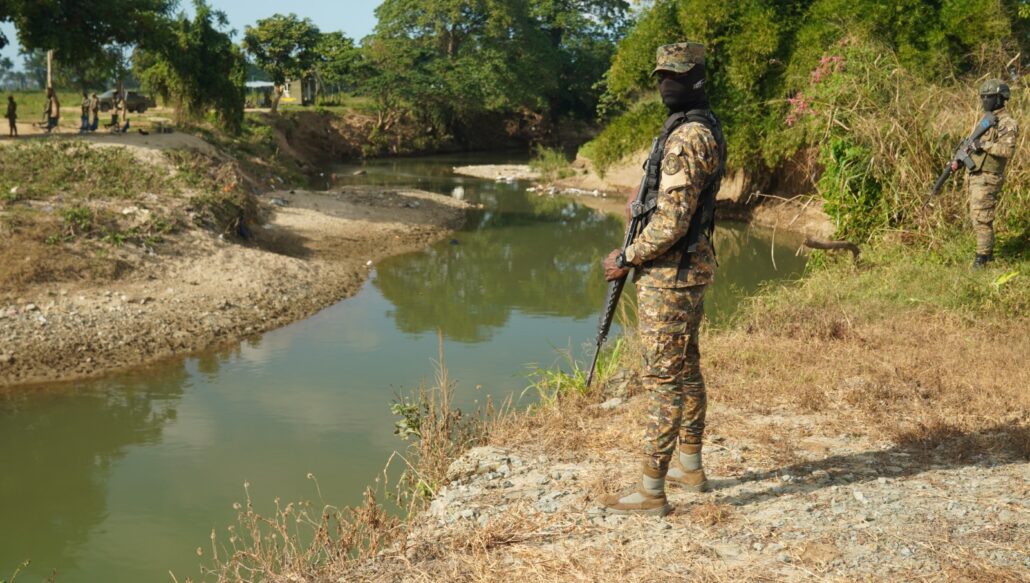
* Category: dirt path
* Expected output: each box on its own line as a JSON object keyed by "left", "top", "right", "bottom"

{"left": 0, "top": 187, "right": 469, "bottom": 388}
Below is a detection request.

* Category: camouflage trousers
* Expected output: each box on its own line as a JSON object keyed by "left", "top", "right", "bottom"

{"left": 637, "top": 284, "right": 707, "bottom": 473}
{"left": 968, "top": 171, "right": 1003, "bottom": 255}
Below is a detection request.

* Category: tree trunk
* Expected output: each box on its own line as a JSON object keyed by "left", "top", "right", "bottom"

{"left": 46, "top": 50, "right": 53, "bottom": 89}
{"left": 271, "top": 84, "right": 284, "bottom": 113}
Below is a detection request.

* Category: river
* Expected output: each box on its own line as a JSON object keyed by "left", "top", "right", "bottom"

{"left": 0, "top": 154, "right": 806, "bottom": 582}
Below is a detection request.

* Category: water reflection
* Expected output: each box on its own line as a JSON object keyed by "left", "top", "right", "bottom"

{"left": 0, "top": 371, "right": 185, "bottom": 579}
{"left": 376, "top": 195, "right": 620, "bottom": 342}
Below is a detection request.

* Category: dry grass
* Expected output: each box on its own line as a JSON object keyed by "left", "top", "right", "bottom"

{"left": 197, "top": 238, "right": 1028, "bottom": 582}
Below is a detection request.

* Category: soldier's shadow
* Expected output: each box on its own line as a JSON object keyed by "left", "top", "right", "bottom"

{"left": 705, "top": 420, "right": 1027, "bottom": 507}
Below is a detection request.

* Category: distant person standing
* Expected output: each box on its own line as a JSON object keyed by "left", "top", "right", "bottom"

{"left": 89, "top": 92, "right": 100, "bottom": 131}
{"left": 79, "top": 91, "right": 90, "bottom": 133}
{"left": 6, "top": 96, "right": 16, "bottom": 137}
{"left": 45, "top": 88, "right": 60, "bottom": 133}
{"left": 117, "top": 93, "right": 130, "bottom": 133}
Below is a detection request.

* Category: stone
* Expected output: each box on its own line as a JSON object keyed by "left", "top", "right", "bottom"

{"left": 598, "top": 397, "right": 624, "bottom": 410}
{"left": 446, "top": 446, "right": 511, "bottom": 483}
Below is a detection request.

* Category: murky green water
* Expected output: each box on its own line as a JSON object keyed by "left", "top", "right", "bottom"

{"left": 0, "top": 154, "right": 806, "bottom": 582}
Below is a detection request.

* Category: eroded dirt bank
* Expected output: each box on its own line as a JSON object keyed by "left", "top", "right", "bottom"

{"left": 0, "top": 186, "right": 468, "bottom": 388}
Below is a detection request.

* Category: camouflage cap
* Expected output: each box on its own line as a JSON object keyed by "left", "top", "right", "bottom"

{"left": 652, "top": 42, "right": 706, "bottom": 76}
{"left": 979, "top": 78, "right": 1011, "bottom": 100}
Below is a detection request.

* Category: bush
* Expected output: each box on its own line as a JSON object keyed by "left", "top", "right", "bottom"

{"left": 579, "top": 99, "right": 666, "bottom": 176}
{"left": 584, "top": 0, "right": 1028, "bottom": 243}
{"left": 528, "top": 146, "right": 575, "bottom": 181}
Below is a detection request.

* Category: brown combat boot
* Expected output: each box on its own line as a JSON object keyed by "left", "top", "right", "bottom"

{"left": 666, "top": 443, "right": 708, "bottom": 492}
{"left": 600, "top": 462, "right": 672, "bottom": 517}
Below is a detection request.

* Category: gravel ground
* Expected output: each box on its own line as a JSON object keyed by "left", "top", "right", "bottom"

{"left": 348, "top": 400, "right": 1029, "bottom": 582}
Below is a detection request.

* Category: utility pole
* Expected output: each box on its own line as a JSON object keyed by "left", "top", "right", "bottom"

{"left": 47, "top": 50, "right": 53, "bottom": 88}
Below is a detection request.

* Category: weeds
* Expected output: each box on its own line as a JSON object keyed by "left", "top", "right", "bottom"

{"left": 525, "top": 337, "right": 625, "bottom": 405}
{"left": 197, "top": 480, "right": 396, "bottom": 583}
{"left": 0, "top": 141, "right": 170, "bottom": 202}
{"left": 390, "top": 332, "right": 502, "bottom": 511}
{"left": 528, "top": 145, "right": 575, "bottom": 182}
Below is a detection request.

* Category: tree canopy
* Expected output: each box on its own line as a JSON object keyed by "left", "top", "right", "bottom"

{"left": 361, "top": 0, "right": 630, "bottom": 143}
{"left": 6, "top": 0, "right": 171, "bottom": 70}
{"left": 134, "top": 0, "right": 246, "bottom": 132}
{"left": 243, "top": 13, "right": 321, "bottom": 111}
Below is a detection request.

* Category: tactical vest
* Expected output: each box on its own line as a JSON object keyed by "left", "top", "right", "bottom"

{"left": 638, "top": 109, "right": 728, "bottom": 281}
{"left": 970, "top": 151, "right": 1008, "bottom": 174}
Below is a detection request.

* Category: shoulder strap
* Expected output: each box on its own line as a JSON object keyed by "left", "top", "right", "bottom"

{"left": 676, "top": 109, "right": 728, "bottom": 280}
{"left": 639, "top": 112, "right": 693, "bottom": 216}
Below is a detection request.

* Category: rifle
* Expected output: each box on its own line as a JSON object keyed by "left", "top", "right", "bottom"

{"left": 925, "top": 113, "right": 998, "bottom": 208}
{"left": 585, "top": 137, "right": 661, "bottom": 388}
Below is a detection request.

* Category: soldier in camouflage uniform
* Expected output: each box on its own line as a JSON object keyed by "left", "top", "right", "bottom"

{"left": 960, "top": 79, "right": 1018, "bottom": 268}
{"left": 600, "top": 42, "right": 725, "bottom": 516}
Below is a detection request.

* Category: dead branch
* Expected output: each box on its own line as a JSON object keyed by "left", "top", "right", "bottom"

{"left": 804, "top": 237, "right": 861, "bottom": 261}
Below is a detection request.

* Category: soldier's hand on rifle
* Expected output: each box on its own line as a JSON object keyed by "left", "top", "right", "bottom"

{"left": 951, "top": 160, "right": 960, "bottom": 172}
{"left": 603, "top": 249, "right": 630, "bottom": 281}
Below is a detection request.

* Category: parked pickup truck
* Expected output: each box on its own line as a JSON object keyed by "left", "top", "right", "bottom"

{"left": 98, "top": 90, "right": 156, "bottom": 114}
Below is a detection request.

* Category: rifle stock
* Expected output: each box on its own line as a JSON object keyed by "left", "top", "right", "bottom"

{"left": 585, "top": 138, "right": 659, "bottom": 388}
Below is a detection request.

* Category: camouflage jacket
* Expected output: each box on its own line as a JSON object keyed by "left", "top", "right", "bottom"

{"left": 624, "top": 121, "right": 721, "bottom": 289}
{"left": 978, "top": 108, "right": 1018, "bottom": 168}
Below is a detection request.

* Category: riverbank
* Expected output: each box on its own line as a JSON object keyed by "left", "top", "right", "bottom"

{"left": 0, "top": 132, "right": 470, "bottom": 388}
{"left": 221, "top": 238, "right": 1028, "bottom": 581}
{"left": 455, "top": 160, "right": 836, "bottom": 238}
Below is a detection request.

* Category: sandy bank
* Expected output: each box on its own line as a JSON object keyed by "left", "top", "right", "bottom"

{"left": 0, "top": 187, "right": 468, "bottom": 388}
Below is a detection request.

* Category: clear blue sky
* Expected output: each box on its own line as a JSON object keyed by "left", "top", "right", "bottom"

{"left": 1, "top": 0, "right": 382, "bottom": 70}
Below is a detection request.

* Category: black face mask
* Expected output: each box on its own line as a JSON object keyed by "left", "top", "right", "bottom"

{"left": 981, "top": 95, "right": 1003, "bottom": 112}
{"left": 659, "top": 65, "right": 708, "bottom": 113}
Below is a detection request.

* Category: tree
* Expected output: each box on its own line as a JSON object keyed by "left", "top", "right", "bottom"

{"left": 314, "top": 31, "right": 361, "bottom": 100}
{"left": 7, "top": 0, "right": 170, "bottom": 93}
{"left": 365, "top": 0, "right": 553, "bottom": 141}
{"left": 529, "top": 0, "right": 630, "bottom": 125}
{"left": 242, "top": 14, "right": 321, "bottom": 112}
{"left": 134, "top": 0, "right": 246, "bottom": 132}
{"left": 363, "top": 0, "right": 628, "bottom": 144}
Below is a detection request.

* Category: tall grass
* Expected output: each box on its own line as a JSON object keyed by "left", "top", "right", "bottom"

{"left": 525, "top": 337, "right": 626, "bottom": 406}
{"left": 780, "top": 39, "right": 1029, "bottom": 241}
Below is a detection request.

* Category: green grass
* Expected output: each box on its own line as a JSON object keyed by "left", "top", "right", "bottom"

{"left": 528, "top": 145, "right": 575, "bottom": 182}
{"left": 0, "top": 140, "right": 171, "bottom": 202}
{"left": 4, "top": 89, "right": 82, "bottom": 123}
{"left": 738, "top": 230, "right": 1029, "bottom": 332}
{"left": 526, "top": 337, "right": 626, "bottom": 406}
